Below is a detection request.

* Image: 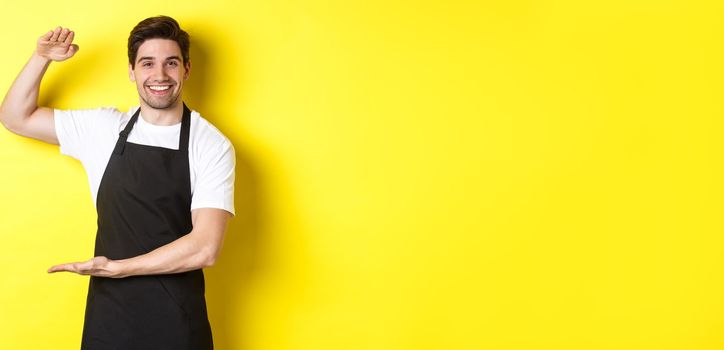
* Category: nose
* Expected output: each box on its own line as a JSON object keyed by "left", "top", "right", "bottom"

{"left": 152, "top": 64, "right": 169, "bottom": 81}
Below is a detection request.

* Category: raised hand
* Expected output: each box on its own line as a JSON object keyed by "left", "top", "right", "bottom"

{"left": 36, "top": 26, "right": 79, "bottom": 62}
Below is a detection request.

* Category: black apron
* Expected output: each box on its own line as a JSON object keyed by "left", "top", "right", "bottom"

{"left": 80, "top": 104, "right": 213, "bottom": 350}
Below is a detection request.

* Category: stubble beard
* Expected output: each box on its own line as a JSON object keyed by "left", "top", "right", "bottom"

{"left": 139, "top": 82, "right": 181, "bottom": 110}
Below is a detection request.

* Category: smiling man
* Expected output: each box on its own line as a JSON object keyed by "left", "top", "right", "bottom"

{"left": 0, "top": 16, "right": 234, "bottom": 349}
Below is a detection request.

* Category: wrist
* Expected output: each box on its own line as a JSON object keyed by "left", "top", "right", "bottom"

{"left": 31, "top": 51, "right": 52, "bottom": 65}
{"left": 108, "top": 259, "right": 128, "bottom": 278}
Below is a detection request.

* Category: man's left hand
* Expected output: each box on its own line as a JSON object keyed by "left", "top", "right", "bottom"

{"left": 48, "top": 256, "right": 121, "bottom": 278}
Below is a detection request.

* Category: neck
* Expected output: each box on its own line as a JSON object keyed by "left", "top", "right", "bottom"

{"left": 138, "top": 101, "right": 184, "bottom": 126}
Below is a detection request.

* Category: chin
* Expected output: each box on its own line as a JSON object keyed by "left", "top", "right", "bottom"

{"left": 141, "top": 94, "right": 181, "bottom": 110}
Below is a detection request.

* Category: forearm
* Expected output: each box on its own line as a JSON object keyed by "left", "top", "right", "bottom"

{"left": 47, "top": 209, "right": 229, "bottom": 279}
{"left": 0, "top": 52, "right": 51, "bottom": 128}
{"left": 111, "top": 230, "right": 215, "bottom": 278}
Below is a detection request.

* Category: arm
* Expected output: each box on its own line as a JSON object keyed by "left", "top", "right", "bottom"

{"left": 0, "top": 27, "right": 79, "bottom": 144}
{"left": 47, "top": 208, "right": 231, "bottom": 278}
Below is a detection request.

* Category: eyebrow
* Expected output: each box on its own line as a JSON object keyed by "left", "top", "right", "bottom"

{"left": 137, "top": 56, "right": 182, "bottom": 63}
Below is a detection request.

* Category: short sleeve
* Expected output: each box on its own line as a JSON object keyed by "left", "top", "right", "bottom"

{"left": 191, "top": 140, "right": 236, "bottom": 216}
{"left": 54, "top": 107, "right": 122, "bottom": 160}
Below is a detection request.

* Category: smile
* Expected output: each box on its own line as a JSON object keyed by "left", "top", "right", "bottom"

{"left": 146, "top": 85, "right": 173, "bottom": 95}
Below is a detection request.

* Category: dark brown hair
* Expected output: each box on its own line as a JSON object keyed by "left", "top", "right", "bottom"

{"left": 128, "top": 16, "right": 190, "bottom": 68}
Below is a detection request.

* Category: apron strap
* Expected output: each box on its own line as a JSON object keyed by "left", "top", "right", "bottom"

{"left": 179, "top": 103, "right": 191, "bottom": 154}
{"left": 113, "top": 107, "right": 141, "bottom": 155}
{"left": 112, "top": 104, "right": 191, "bottom": 156}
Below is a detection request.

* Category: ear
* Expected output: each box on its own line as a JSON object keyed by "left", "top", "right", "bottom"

{"left": 129, "top": 64, "right": 136, "bottom": 82}
{"left": 183, "top": 60, "right": 191, "bottom": 80}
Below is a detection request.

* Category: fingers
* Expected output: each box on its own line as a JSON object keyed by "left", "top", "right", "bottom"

{"left": 47, "top": 262, "right": 75, "bottom": 273}
{"left": 58, "top": 44, "right": 80, "bottom": 61}
{"left": 48, "top": 256, "right": 109, "bottom": 276}
{"left": 78, "top": 260, "right": 95, "bottom": 271}
{"left": 40, "top": 30, "right": 53, "bottom": 41}
{"left": 50, "top": 26, "right": 61, "bottom": 41}
{"left": 48, "top": 259, "right": 89, "bottom": 274}
{"left": 58, "top": 28, "right": 70, "bottom": 43}
{"left": 42, "top": 26, "right": 75, "bottom": 43}
{"left": 63, "top": 30, "right": 74, "bottom": 45}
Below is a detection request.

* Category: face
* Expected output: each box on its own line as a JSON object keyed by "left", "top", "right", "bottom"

{"left": 129, "top": 38, "right": 190, "bottom": 110}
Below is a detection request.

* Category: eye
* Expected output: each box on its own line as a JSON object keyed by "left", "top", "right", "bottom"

{"left": 168, "top": 61, "right": 178, "bottom": 67}
{"left": 142, "top": 62, "right": 152, "bottom": 68}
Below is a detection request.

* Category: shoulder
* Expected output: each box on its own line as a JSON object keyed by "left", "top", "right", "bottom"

{"left": 189, "top": 110, "right": 234, "bottom": 155}
{"left": 55, "top": 106, "right": 126, "bottom": 120}
{"left": 53, "top": 106, "right": 126, "bottom": 159}
{"left": 55, "top": 106, "right": 127, "bottom": 130}
{"left": 53, "top": 105, "right": 128, "bottom": 135}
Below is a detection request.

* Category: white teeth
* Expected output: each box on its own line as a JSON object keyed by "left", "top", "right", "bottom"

{"left": 149, "top": 85, "right": 170, "bottom": 91}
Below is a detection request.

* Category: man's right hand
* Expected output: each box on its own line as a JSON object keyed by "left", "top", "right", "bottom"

{"left": 36, "top": 26, "right": 79, "bottom": 62}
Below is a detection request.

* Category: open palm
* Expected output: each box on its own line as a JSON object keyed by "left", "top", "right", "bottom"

{"left": 37, "top": 27, "right": 79, "bottom": 62}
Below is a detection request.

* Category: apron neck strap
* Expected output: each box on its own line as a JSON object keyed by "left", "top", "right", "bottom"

{"left": 112, "top": 103, "right": 191, "bottom": 156}
{"left": 113, "top": 108, "right": 141, "bottom": 155}
{"left": 179, "top": 103, "right": 191, "bottom": 154}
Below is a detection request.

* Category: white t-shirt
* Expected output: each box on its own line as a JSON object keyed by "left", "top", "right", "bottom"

{"left": 54, "top": 106, "right": 235, "bottom": 216}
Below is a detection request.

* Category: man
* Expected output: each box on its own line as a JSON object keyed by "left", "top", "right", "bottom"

{"left": 0, "top": 16, "right": 234, "bottom": 349}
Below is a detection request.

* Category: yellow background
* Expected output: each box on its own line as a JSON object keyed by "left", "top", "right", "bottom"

{"left": 1, "top": 1, "right": 723, "bottom": 349}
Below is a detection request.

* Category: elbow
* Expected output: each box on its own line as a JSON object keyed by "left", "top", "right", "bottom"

{"left": 203, "top": 256, "right": 217, "bottom": 268}
{"left": 0, "top": 111, "right": 24, "bottom": 134}
{"left": 0, "top": 111, "right": 10, "bottom": 131}
{"left": 197, "top": 248, "right": 218, "bottom": 269}
{"left": 0, "top": 106, "right": 11, "bottom": 128}
{"left": 0, "top": 117, "right": 18, "bottom": 134}
{"left": 200, "top": 254, "right": 217, "bottom": 268}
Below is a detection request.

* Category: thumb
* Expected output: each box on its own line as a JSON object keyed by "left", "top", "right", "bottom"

{"left": 60, "top": 44, "right": 79, "bottom": 61}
